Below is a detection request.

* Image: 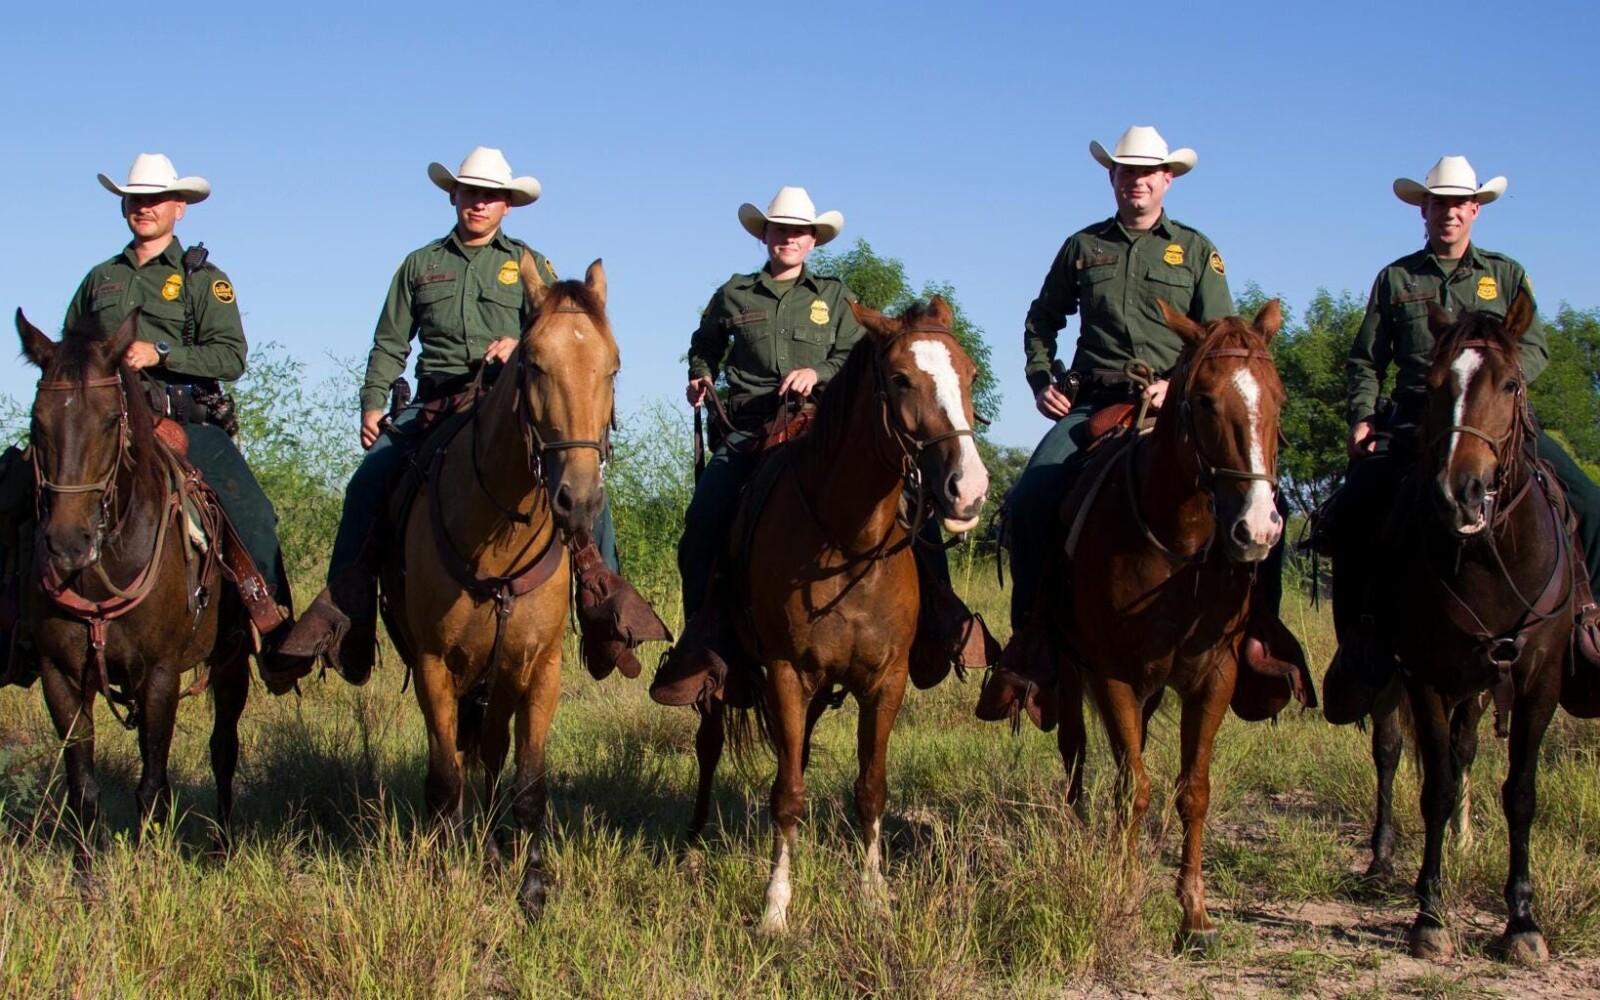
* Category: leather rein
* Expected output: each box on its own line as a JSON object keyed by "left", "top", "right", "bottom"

{"left": 31, "top": 372, "right": 207, "bottom": 729}
{"left": 1126, "top": 345, "right": 1279, "bottom": 563}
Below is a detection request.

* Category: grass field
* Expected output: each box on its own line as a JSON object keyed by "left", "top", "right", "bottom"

{"left": 2, "top": 559, "right": 1599, "bottom": 999}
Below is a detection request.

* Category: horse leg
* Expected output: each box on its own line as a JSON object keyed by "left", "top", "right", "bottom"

{"left": 479, "top": 691, "right": 516, "bottom": 873}
{"left": 800, "top": 691, "right": 831, "bottom": 772}
{"left": 854, "top": 673, "right": 908, "bottom": 910}
{"left": 1406, "top": 684, "right": 1457, "bottom": 960}
{"left": 1491, "top": 679, "right": 1559, "bottom": 965}
{"left": 509, "top": 650, "right": 561, "bottom": 921}
{"left": 688, "top": 701, "right": 724, "bottom": 838}
{"left": 41, "top": 662, "right": 100, "bottom": 883}
{"left": 1172, "top": 677, "right": 1229, "bottom": 956}
{"left": 413, "top": 657, "right": 466, "bottom": 835}
{"left": 134, "top": 665, "right": 182, "bottom": 840}
{"left": 1090, "top": 676, "right": 1153, "bottom": 850}
{"left": 1055, "top": 659, "right": 1089, "bottom": 824}
{"left": 1367, "top": 702, "right": 1404, "bottom": 877}
{"left": 1448, "top": 697, "right": 1485, "bottom": 853}
{"left": 761, "top": 664, "right": 807, "bottom": 935}
{"left": 208, "top": 649, "right": 250, "bottom": 853}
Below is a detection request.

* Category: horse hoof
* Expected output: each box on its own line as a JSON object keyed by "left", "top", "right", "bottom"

{"left": 1173, "top": 927, "right": 1221, "bottom": 958}
{"left": 1491, "top": 931, "right": 1549, "bottom": 966}
{"left": 1363, "top": 858, "right": 1395, "bottom": 879}
{"left": 1408, "top": 923, "right": 1454, "bottom": 961}
{"left": 759, "top": 909, "right": 789, "bottom": 936}
{"left": 518, "top": 881, "right": 547, "bottom": 922}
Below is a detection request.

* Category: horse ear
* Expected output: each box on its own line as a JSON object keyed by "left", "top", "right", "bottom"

{"left": 1426, "top": 302, "right": 1452, "bottom": 338}
{"left": 849, "top": 299, "right": 897, "bottom": 341}
{"left": 108, "top": 309, "right": 140, "bottom": 361}
{"left": 519, "top": 250, "right": 549, "bottom": 310}
{"left": 1156, "top": 299, "right": 1205, "bottom": 345}
{"left": 1252, "top": 299, "right": 1283, "bottom": 341}
{"left": 15, "top": 308, "right": 56, "bottom": 370}
{"left": 584, "top": 259, "right": 607, "bottom": 308}
{"left": 925, "top": 295, "right": 954, "bottom": 329}
{"left": 1503, "top": 290, "right": 1534, "bottom": 342}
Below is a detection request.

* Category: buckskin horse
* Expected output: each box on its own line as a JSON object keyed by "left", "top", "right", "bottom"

{"left": 687, "top": 297, "right": 988, "bottom": 933}
{"left": 1368, "top": 297, "right": 1572, "bottom": 964}
{"left": 379, "top": 256, "right": 625, "bottom": 919}
{"left": 15, "top": 309, "right": 253, "bottom": 874}
{"left": 1043, "top": 300, "right": 1287, "bottom": 953}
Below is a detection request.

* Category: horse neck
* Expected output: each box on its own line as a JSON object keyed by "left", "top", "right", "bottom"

{"left": 447, "top": 368, "right": 555, "bottom": 562}
{"left": 791, "top": 371, "right": 906, "bottom": 546}
{"left": 1134, "top": 400, "right": 1216, "bottom": 554}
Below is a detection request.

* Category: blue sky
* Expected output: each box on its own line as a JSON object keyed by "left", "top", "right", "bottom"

{"left": 3, "top": 1, "right": 1595, "bottom": 449}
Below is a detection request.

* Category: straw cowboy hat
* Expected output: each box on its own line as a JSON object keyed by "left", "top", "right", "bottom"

{"left": 427, "top": 146, "right": 541, "bottom": 206}
{"left": 1393, "top": 155, "right": 1506, "bottom": 206}
{"left": 1089, "top": 126, "right": 1196, "bottom": 177}
{"left": 738, "top": 186, "right": 844, "bottom": 245}
{"left": 97, "top": 153, "right": 210, "bottom": 203}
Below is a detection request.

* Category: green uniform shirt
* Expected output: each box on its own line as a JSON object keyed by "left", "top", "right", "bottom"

{"left": 1347, "top": 244, "right": 1544, "bottom": 425}
{"left": 686, "top": 266, "right": 865, "bottom": 411}
{"left": 63, "top": 239, "right": 246, "bottom": 384}
{"left": 359, "top": 228, "right": 557, "bottom": 412}
{"left": 1022, "top": 212, "right": 1233, "bottom": 393}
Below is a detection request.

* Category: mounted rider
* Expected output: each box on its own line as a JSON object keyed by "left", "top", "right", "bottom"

{"left": 650, "top": 187, "right": 996, "bottom": 707}
{"left": 976, "top": 126, "right": 1312, "bottom": 724}
{"left": 1321, "top": 155, "right": 1600, "bottom": 723}
{"left": 0, "top": 153, "right": 307, "bottom": 690}
{"left": 278, "top": 147, "right": 659, "bottom": 688}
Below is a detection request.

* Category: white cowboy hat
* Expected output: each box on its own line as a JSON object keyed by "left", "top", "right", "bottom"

{"left": 1089, "top": 126, "right": 1196, "bottom": 177}
{"left": 97, "top": 153, "right": 210, "bottom": 203}
{"left": 427, "top": 146, "right": 541, "bottom": 206}
{"left": 1393, "top": 156, "right": 1506, "bottom": 206}
{"left": 737, "top": 186, "right": 844, "bottom": 245}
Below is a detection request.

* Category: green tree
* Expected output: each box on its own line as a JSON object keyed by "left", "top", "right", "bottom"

{"left": 1532, "top": 305, "right": 1600, "bottom": 465}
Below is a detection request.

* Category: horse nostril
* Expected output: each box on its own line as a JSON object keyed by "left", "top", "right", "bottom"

{"left": 1232, "top": 519, "right": 1253, "bottom": 546}
{"left": 552, "top": 483, "right": 574, "bottom": 516}
{"left": 1462, "top": 477, "right": 1486, "bottom": 509}
{"left": 944, "top": 471, "right": 961, "bottom": 500}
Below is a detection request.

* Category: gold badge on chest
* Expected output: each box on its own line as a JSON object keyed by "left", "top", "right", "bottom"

{"left": 1477, "top": 276, "right": 1498, "bottom": 301}
{"left": 498, "top": 260, "right": 520, "bottom": 285}
{"left": 810, "top": 299, "right": 830, "bottom": 325}
{"left": 1163, "top": 243, "right": 1185, "bottom": 266}
{"left": 161, "top": 273, "right": 183, "bottom": 301}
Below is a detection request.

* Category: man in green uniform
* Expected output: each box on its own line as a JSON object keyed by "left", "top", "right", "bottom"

{"left": 1, "top": 153, "right": 304, "bottom": 689}
{"left": 977, "top": 126, "right": 1309, "bottom": 724}
{"left": 651, "top": 187, "right": 992, "bottom": 706}
{"left": 280, "top": 147, "right": 652, "bottom": 686}
{"left": 1322, "top": 156, "right": 1600, "bottom": 723}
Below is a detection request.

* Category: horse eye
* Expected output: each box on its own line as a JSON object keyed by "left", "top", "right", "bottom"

{"left": 1502, "top": 378, "right": 1520, "bottom": 394}
{"left": 890, "top": 372, "right": 913, "bottom": 390}
{"left": 1194, "top": 394, "right": 1217, "bottom": 411}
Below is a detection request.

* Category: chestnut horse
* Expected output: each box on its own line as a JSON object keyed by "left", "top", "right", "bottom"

{"left": 380, "top": 257, "right": 617, "bottom": 919}
{"left": 1370, "top": 297, "right": 1571, "bottom": 964}
{"left": 689, "top": 297, "right": 988, "bottom": 933}
{"left": 15, "top": 309, "right": 252, "bottom": 872}
{"left": 1047, "top": 300, "right": 1286, "bottom": 953}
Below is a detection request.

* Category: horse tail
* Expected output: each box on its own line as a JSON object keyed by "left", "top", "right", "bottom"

{"left": 456, "top": 694, "right": 485, "bottom": 758}
{"left": 721, "top": 686, "right": 773, "bottom": 765}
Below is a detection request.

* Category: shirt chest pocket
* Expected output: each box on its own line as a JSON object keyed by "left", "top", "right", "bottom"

{"left": 414, "top": 279, "right": 463, "bottom": 336}
{"left": 1142, "top": 264, "right": 1195, "bottom": 314}
{"left": 1388, "top": 292, "right": 1434, "bottom": 341}
{"left": 476, "top": 280, "right": 524, "bottom": 335}
{"left": 1076, "top": 259, "right": 1120, "bottom": 311}
{"left": 138, "top": 298, "right": 187, "bottom": 343}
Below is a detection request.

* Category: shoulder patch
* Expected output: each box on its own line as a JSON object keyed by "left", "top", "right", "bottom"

{"left": 1208, "top": 252, "right": 1225, "bottom": 277}
{"left": 543, "top": 257, "right": 558, "bottom": 282}
{"left": 210, "top": 279, "right": 235, "bottom": 304}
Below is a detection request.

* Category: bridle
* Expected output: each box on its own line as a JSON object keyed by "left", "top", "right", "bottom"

{"left": 1129, "top": 343, "right": 1279, "bottom": 563}
{"left": 1424, "top": 337, "right": 1528, "bottom": 499}
{"left": 869, "top": 325, "right": 979, "bottom": 537}
{"left": 31, "top": 373, "right": 132, "bottom": 552}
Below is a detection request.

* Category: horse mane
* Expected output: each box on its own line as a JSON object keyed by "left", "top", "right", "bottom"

{"left": 46, "top": 321, "right": 164, "bottom": 497}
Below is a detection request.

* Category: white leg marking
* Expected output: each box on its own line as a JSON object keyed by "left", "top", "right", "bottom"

{"left": 860, "top": 817, "right": 890, "bottom": 910}
{"left": 909, "top": 340, "right": 990, "bottom": 520}
{"left": 1448, "top": 349, "right": 1483, "bottom": 470}
{"left": 1230, "top": 369, "right": 1280, "bottom": 548}
{"left": 761, "top": 836, "right": 793, "bottom": 934}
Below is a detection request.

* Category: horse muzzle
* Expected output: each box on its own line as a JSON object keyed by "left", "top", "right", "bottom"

{"left": 925, "top": 441, "right": 989, "bottom": 536}
{"left": 544, "top": 456, "right": 605, "bottom": 537}
{"left": 1217, "top": 482, "right": 1281, "bottom": 563}
{"left": 1434, "top": 472, "right": 1491, "bottom": 536}
{"left": 41, "top": 520, "right": 102, "bottom": 576}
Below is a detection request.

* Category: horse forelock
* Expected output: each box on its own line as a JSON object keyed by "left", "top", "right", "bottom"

{"left": 528, "top": 281, "right": 614, "bottom": 347}
{"left": 1177, "top": 317, "right": 1280, "bottom": 400}
{"left": 34, "top": 324, "right": 163, "bottom": 497}
{"left": 1429, "top": 310, "right": 1519, "bottom": 372}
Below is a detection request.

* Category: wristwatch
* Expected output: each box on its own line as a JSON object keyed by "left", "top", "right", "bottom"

{"left": 154, "top": 341, "right": 171, "bottom": 360}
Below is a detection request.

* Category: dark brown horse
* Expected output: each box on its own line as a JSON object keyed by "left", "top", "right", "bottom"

{"left": 1369, "top": 297, "right": 1571, "bottom": 964}
{"left": 1046, "top": 300, "right": 1286, "bottom": 953}
{"left": 14, "top": 309, "right": 251, "bottom": 872}
{"left": 381, "top": 256, "right": 618, "bottom": 919}
{"left": 688, "top": 298, "right": 988, "bottom": 933}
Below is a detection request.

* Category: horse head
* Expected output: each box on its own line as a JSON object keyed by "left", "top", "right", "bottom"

{"left": 1157, "top": 299, "right": 1285, "bottom": 563}
{"left": 15, "top": 308, "right": 150, "bottom": 577}
{"left": 848, "top": 296, "right": 989, "bottom": 534}
{"left": 1421, "top": 294, "right": 1534, "bottom": 537}
{"left": 516, "top": 255, "right": 619, "bottom": 536}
